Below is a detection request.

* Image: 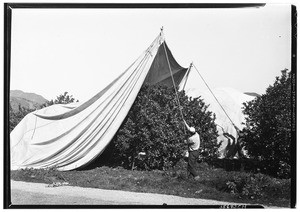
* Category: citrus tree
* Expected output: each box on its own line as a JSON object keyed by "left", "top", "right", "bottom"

{"left": 42, "top": 91, "right": 78, "bottom": 107}
{"left": 9, "top": 104, "right": 34, "bottom": 132}
{"left": 110, "top": 84, "right": 220, "bottom": 170}
{"left": 242, "top": 69, "right": 291, "bottom": 178}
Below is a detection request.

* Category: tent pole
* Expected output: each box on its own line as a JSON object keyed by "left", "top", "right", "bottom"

{"left": 182, "top": 63, "right": 193, "bottom": 91}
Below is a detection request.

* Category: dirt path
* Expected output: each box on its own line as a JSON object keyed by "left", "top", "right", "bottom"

{"left": 10, "top": 180, "right": 262, "bottom": 207}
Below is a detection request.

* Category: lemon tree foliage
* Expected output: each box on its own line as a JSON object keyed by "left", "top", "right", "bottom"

{"left": 242, "top": 70, "right": 291, "bottom": 178}
{"left": 111, "top": 84, "right": 220, "bottom": 170}
{"left": 42, "top": 91, "right": 78, "bottom": 107}
{"left": 9, "top": 104, "right": 34, "bottom": 133}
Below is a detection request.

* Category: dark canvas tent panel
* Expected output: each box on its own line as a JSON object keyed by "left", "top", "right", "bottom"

{"left": 144, "top": 42, "right": 188, "bottom": 87}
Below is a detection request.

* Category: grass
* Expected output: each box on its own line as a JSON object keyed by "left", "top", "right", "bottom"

{"left": 10, "top": 160, "right": 290, "bottom": 207}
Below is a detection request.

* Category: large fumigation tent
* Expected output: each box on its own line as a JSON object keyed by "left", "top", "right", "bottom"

{"left": 10, "top": 32, "right": 253, "bottom": 171}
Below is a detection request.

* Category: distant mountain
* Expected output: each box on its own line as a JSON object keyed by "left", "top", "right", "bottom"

{"left": 244, "top": 92, "right": 260, "bottom": 97}
{"left": 10, "top": 90, "right": 48, "bottom": 111}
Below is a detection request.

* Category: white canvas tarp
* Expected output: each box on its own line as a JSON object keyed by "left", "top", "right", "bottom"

{"left": 10, "top": 34, "right": 188, "bottom": 171}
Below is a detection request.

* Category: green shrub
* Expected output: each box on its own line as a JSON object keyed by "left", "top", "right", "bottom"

{"left": 41, "top": 91, "right": 78, "bottom": 107}
{"left": 111, "top": 84, "right": 219, "bottom": 171}
{"left": 242, "top": 70, "right": 291, "bottom": 178}
{"left": 9, "top": 104, "right": 35, "bottom": 132}
{"left": 216, "top": 172, "right": 291, "bottom": 200}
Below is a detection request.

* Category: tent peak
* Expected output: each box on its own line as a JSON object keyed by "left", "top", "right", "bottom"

{"left": 159, "top": 26, "right": 165, "bottom": 40}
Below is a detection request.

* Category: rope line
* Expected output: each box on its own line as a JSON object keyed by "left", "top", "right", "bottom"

{"left": 161, "top": 35, "right": 186, "bottom": 132}
{"left": 192, "top": 63, "right": 235, "bottom": 126}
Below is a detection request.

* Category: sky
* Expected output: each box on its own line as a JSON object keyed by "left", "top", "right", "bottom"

{"left": 10, "top": 4, "right": 291, "bottom": 102}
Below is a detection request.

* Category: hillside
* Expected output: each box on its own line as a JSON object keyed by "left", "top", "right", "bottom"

{"left": 10, "top": 90, "right": 48, "bottom": 111}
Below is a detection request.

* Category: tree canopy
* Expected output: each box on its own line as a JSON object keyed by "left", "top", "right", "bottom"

{"left": 42, "top": 91, "right": 78, "bottom": 107}
{"left": 242, "top": 69, "right": 291, "bottom": 178}
{"left": 106, "top": 84, "right": 220, "bottom": 170}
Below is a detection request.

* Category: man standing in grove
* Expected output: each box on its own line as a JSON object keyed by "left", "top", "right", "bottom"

{"left": 184, "top": 120, "right": 201, "bottom": 181}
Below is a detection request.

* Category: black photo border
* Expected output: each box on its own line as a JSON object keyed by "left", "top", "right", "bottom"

{"left": 3, "top": 3, "right": 296, "bottom": 209}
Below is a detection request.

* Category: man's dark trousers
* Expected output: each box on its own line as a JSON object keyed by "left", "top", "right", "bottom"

{"left": 188, "top": 150, "right": 199, "bottom": 177}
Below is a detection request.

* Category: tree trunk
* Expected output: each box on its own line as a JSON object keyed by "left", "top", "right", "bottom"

{"left": 131, "top": 153, "right": 136, "bottom": 171}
